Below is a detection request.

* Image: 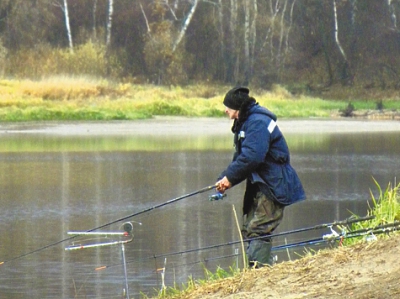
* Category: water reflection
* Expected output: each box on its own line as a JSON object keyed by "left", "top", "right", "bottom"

{"left": 0, "top": 125, "right": 399, "bottom": 298}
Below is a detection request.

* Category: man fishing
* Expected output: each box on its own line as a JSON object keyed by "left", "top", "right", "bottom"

{"left": 216, "top": 86, "right": 306, "bottom": 267}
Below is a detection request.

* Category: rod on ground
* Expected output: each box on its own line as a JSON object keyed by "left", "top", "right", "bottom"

{"left": 106, "top": 215, "right": 375, "bottom": 268}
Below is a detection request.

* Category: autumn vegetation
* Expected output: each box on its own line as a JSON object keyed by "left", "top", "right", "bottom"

{"left": 1, "top": 1, "right": 400, "bottom": 120}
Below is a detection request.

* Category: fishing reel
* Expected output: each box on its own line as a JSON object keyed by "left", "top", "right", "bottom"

{"left": 209, "top": 192, "right": 227, "bottom": 201}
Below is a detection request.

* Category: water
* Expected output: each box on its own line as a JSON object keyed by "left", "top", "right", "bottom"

{"left": 0, "top": 119, "right": 399, "bottom": 298}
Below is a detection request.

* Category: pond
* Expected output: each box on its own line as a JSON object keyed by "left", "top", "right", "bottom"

{"left": 0, "top": 118, "right": 399, "bottom": 299}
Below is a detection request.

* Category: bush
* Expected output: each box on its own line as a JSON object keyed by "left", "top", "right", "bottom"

{"left": 5, "top": 41, "right": 124, "bottom": 79}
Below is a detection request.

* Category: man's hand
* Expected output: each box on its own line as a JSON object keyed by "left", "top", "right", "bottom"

{"left": 216, "top": 176, "right": 232, "bottom": 193}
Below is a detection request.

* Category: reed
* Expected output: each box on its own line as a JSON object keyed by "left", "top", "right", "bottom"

{"left": 346, "top": 178, "right": 400, "bottom": 245}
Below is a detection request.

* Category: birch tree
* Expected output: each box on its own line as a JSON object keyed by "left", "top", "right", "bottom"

{"left": 387, "top": 0, "right": 397, "bottom": 29}
{"left": 172, "top": 0, "right": 198, "bottom": 52}
{"left": 52, "top": 0, "right": 73, "bottom": 52}
{"left": 333, "top": 0, "right": 347, "bottom": 62}
{"left": 333, "top": 0, "right": 351, "bottom": 84}
{"left": 63, "top": 0, "right": 73, "bottom": 53}
{"left": 106, "top": 0, "right": 114, "bottom": 49}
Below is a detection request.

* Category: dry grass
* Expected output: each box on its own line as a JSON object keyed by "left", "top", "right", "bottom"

{"left": 1, "top": 77, "right": 399, "bottom": 121}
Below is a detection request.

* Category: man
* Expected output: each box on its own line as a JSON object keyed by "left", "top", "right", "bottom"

{"left": 216, "top": 86, "right": 306, "bottom": 267}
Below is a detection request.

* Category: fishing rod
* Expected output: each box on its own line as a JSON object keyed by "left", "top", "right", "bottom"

{"left": 94, "top": 215, "right": 374, "bottom": 270}
{"left": 0, "top": 184, "right": 216, "bottom": 266}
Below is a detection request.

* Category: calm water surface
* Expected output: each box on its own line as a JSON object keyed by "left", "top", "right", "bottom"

{"left": 0, "top": 120, "right": 399, "bottom": 298}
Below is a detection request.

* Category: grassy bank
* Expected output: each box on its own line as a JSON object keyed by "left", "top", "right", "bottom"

{"left": 1, "top": 78, "right": 399, "bottom": 122}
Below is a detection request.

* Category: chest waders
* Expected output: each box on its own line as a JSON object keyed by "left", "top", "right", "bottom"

{"left": 244, "top": 189, "right": 284, "bottom": 268}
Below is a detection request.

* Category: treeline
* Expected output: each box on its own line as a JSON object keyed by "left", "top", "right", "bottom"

{"left": 1, "top": 0, "right": 400, "bottom": 91}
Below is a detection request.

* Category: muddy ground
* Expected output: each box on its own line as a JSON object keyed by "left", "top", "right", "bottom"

{"left": 175, "top": 234, "right": 400, "bottom": 299}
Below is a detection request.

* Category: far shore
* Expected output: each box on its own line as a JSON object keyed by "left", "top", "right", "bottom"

{"left": 1, "top": 117, "right": 400, "bottom": 136}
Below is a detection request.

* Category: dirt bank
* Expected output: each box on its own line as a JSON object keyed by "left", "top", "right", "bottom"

{"left": 174, "top": 234, "right": 400, "bottom": 299}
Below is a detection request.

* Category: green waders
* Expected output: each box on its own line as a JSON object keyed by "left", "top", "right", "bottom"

{"left": 243, "top": 190, "right": 284, "bottom": 268}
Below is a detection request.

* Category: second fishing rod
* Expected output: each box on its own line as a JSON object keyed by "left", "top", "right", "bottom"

{"left": 94, "top": 214, "right": 374, "bottom": 270}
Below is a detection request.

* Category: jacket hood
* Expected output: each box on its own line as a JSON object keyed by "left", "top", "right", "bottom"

{"left": 232, "top": 102, "right": 277, "bottom": 133}
{"left": 248, "top": 103, "right": 277, "bottom": 121}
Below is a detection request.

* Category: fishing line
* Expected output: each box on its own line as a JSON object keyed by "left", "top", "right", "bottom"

{"left": 0, "top": 184, "right": 216, "bottom": 265}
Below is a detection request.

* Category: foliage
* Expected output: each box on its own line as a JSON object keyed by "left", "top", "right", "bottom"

{"left": 3, "top": 1, "right": 400, "bottom": 89}
{"left": 6, "top": 41, "right": 124, "bottom": 79}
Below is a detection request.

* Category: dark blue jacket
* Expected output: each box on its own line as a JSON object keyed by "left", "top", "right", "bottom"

{"left": 219, "top": 103, "right": 306, "bottom": 206}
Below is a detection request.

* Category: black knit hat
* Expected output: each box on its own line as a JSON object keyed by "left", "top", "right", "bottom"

{"left": 223, "top": 86, "right": 250, "bottom": 110}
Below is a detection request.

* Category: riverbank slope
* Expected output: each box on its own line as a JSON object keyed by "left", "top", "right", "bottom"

{"left": 172, "top": 234, "right": 400, "bottom": 299}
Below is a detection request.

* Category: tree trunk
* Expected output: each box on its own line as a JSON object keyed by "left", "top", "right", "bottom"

{"left": 333, "top": 0, "right": 347, "bottom": 62}
{"left": 269, "top": 0, "right": 279, "bottom": 61}
{"left": 333, "top": 0, "right": 350, "bottom": 85}
{"left": 227, "top": 0, "right": 238, "bottom": 83}
{"left": 387, "top": 0, "right": 398, "bottom": 29}
{"left": 281, "top": 0, "right": 297, "bottom": 78}
{"left": 172, "top": 0, "right": 198, "bottom": 52}
{"left": 317, "top": 1, "right": 334, "bottom": 86}
{"left": 277, "top": 0, "right": 288, "bottom": 80}
{"left": 140, "top": 2, "right": 151, "bottom": 34}
{"left": 63, "top": 0, "right": 73, "bottom": 53}
{"left": 106, "top": 0, "right": 114, "bottom": 49}
{"left": 92, "top": 0, "right": 98, "bottom": 40}
{"left": 249, "top": 0, "right": 257, "bottom": 80}
{"left": 244, "top": 0, "right": 250, "bottom": 84}
{"left": 217, "top": 0, "right": 226, "bottom": 81}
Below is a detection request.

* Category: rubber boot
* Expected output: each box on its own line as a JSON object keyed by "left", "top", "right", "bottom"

{"left": 247, "top": 239, "right": 272, "bottom": 268}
